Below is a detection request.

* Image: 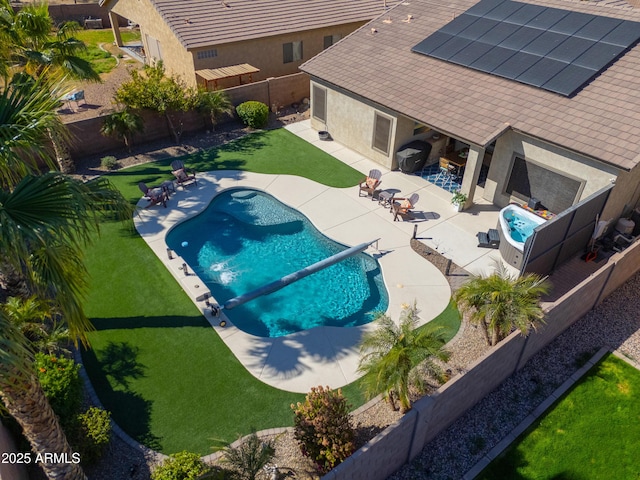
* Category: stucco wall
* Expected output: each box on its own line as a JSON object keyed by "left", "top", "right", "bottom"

{"left": 322, "top": 238, "right": 640, "bottom": 480}
{"left": 310, "top": 80, "right": 399, "bottom": 169}
{"left": 484, "top": 130, "right": 619, "bottom": 208}
{"left": 0, "top": 420, "right": 28, "bottom": 480}
{"left": 194, "top": 23, "right": 364, "bottom": 89}
{"left": 109, "top": 0, "right": 195, "bottom": 83}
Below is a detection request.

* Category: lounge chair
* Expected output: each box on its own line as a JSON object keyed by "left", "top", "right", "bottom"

{"left": 138, "top": 182, "right": 167, "bottom": 208}
{"left": 358, "top": 169, "right": 382, "bottom": 199}
{"left": 391, "top": 193, "right": 419, "bottom": 221}
{"left": 171, "top": 160, "right": 197, "bottom": 189}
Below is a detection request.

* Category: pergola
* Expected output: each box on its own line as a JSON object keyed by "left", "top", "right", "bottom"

{"left": 196, "top": 63, "right": 260, "bottom": 90}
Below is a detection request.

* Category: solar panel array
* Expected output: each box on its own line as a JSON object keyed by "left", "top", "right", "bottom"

{"left": 411, "top": 0, "right": 640, "bottom": 96}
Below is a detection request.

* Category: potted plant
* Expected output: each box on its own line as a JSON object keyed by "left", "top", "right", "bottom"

{"left": 451, "top": 190, "right": 467, "bottom": 211}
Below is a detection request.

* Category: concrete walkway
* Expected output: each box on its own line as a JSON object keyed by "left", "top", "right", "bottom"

{"left": 134, "top": 121, "right": 508, "bottom": 393}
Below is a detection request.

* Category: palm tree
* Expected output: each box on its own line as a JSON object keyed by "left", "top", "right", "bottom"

{"left": 0, "top": 1, "right": 100, "bottom": 83}
{"left": 357, "top": 303, "right": 450, "bottom": 413}
{"left": 453, "top": 263, "right": 551, "bottom": 346}
{"left": 0, "top": 310, "right": 86, "bottom": 480}
{"left": 101, "top": 109, "right": 145, "bottom": 152}
{"left": 221, "top": 430, "right": 276, "bottom": 480}
{"left": 0, "top": 0, "right": 101, "bottom": 173}
{"left": 197, "top": 89, "right": 234, "bottom": 131}
{"left": 1, "top": 74, "right": 132, "bottom": 480}
{"left": 3, "top": 296, "right": 70, "bottom": 355}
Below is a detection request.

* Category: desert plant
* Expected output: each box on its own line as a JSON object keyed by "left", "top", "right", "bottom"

{"left": 236, "top": 101, "right": 269, "bottom": 128}
{"left": 114, "top": 62, "right": 199, "bottom": 143}
{"left": 291, "top": 385, "right": 354, "bottom": 473}
{"left": 75, "top": 407, "right": 111, "bottom": 464}
{"left": 34, "top": 353, "right": 82, "bottom": 423}
{"left": 197, "top": 89, "right": 233, "bottom": 131}
{"left": 454, "top": 262, "right": 551, "bottom": 346}
{"left": 101, "top": 109, "right": 144, "bottom": 152}
{"left": 100, "top": 155, "right": 119, "bottom": 170}
{"left": 151, "top": 451, "right": 211, "bottom": 480}
{"left": 221, "top": 430, "right": 275, "bottom": 480}
{"left": 357, "top": 303, "right": 450, "bottom": 413}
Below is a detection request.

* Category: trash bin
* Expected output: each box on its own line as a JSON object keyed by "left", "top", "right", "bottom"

{"left": 396, "top": 141, "right": 431, "bottom": 174}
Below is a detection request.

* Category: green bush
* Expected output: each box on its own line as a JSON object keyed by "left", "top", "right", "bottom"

{"left": 75, "top": 407, "right": 111, "bottom": 464}
{"left": 101, "top": 155, "right": 119, "bottom": 170}
{"left": 235, "top": 101, "right": 269, "bottom": 128}
{"left": 221, "top": 431, "right": 275, "bottom": 480}
{"left": 35, "top": 353, "right": 82, "bottom": 423}
{"left": 292, "top": 385, "right": 355, "bottom": 473}
{"left": 151, "top": 451, "right": 211, "bottom": 480}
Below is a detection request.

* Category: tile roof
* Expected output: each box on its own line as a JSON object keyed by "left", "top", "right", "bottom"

{"left": 144, "top": 0, "right": 395, "bottom": 49}
{"left": 300, "top": 0, "right": 640, "bottom": 171}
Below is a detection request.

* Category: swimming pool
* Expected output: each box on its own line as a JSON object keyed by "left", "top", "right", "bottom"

{"left": 166, "top": 188, "right": 388, "bottom": 337}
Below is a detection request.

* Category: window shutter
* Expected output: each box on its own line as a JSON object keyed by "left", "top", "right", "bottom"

{"left": 373, "top": 113, "right": 392, "bottom": 154}
{"left": 312, "top": 86, "right": 326, "bottom": 123}
{"left": 283, "top": 43, "right": 293, "bottom": 63}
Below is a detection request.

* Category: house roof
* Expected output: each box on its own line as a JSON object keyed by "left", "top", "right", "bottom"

{"left": 300, "top": 0, "right": 640, "bottom": 171}
{"left": 122, "top": 0, "right": 394, "bottom": 49}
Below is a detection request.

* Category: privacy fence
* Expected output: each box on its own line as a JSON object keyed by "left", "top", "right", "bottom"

{"left": 66, "top": 72, "right": 310, "bottom": 159}
{"left": 322, "top": 238, "right": 640, "bottom": 480}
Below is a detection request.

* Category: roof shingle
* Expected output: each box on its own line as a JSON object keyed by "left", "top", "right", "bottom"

{"left": 301, "top": 0, "right": 640, "bottom": 170}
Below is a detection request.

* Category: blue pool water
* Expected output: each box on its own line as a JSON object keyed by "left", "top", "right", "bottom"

{"left": 166, "top": 189, "right": 388, "bottom": 337}
{"left": 505, "top": 211, "right": 539, "bottom": 243}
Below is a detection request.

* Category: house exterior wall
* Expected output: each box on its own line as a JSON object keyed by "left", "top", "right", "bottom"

{"left": 109, "top": 0, "right": 195, "bottom": 82}
{"left": 310, "top": 80, "right": 400, "bottom": 169}
{"left": 194, "top": 23, "right": 365, "bottom": 89}
{"left": 482, "top": 130, "right": 618, "bottom": 209}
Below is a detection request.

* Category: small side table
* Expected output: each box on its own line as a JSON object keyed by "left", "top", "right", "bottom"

{"left": 378, "top": 191, "right": 394, "bottom": 209}
{"left": 161, "top": 180, "right": 176, "bottom": 195}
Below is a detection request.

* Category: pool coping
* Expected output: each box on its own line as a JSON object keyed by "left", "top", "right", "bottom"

{"left": 134, "top": 170, "right": 451, "bottom": 393}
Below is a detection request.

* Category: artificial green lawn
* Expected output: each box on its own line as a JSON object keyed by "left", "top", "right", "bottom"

{"left": 74, "top": 29, "right": 142, "bottom": 75}
{"left": 478, "top": 353, "right": 640, "bottom": 479}
{"left": 82, "top": 128, "right": 460, "bottom": 454}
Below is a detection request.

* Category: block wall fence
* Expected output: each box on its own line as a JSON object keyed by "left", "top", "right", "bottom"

{"left": 65, "top": 72, "right": 310, "bottom": 159}
{"left": 323, "top": 239, "right": 640, "bottom": 480}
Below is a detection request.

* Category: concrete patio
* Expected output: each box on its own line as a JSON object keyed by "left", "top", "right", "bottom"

{"left": 133, "top": 120, "right": 510, "bottom": 393}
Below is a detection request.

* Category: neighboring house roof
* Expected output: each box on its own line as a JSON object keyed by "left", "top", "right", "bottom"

{"left": 300, "top": 0, "right": 640, "bottom": 171}
{"left": 103, "top": 0, "right": 394, "bottom": 49}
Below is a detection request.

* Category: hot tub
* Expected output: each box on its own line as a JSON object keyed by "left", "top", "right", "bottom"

{"left": 497, "top": 204, "right": 546, "bottom": 269}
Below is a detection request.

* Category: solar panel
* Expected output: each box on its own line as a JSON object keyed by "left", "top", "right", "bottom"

{"left": 547, "top": 37, "right": 595, "bottom": 63}
{"left": 410, "top": 0, "right": 640, "bottom": 97}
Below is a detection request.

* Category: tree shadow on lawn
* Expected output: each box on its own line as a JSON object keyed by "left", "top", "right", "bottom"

{"left": 81, "top": 343, "right": 163, "bottom": 451}
{"left": 91, "top": 314, "right": 210, "bottom": 331}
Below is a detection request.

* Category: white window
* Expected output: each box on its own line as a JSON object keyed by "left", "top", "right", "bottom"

{"left": 372, "top": 113, "right": 392, "bottom": 154}
{"left": 197, "top": 49, "right": 218, "bottom": 60}
{"left": 145, "top": 34, "right": 163, "bottom": 63}
{"left": 283, "top": 41, "right": 303, "bottom": 63}
{"left": 323, "top": 34, "right": 341, "bottom": 49}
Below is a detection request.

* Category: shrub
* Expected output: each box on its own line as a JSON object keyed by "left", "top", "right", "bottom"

{"left": 101, "top": 155, "right": 119, "bottom": 170}
{"left": 221, "top": 430, "right": 275, "bottom": 480}
{"left": 151, "top": 451, "right": 211, "bottom": 480}
{"left": 35, "top": 353, "right": 82, "bottom": 423}
{"left": 291, "top": 385, "right": 355, "bottom": 473}
{"left": 75, "top": 407, "right": 111, "bottom": 464}
{"left": 235, "top": 101, "right": 269, "bottom": 128}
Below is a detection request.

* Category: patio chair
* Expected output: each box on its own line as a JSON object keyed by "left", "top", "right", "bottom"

{"left": 434, "top": 158, "right": 456, "bottom": 190}
{"left": 391, "top": 193, "right": 419, "bottom": 221}
{"left": 138, "top": 182, "right": 167, "bottom": 208}
{"left": 358, "top": 169, "right": 382, "bottom": 199}
{"left": 171, "top": 160, "right": 197, "bottom": 189}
